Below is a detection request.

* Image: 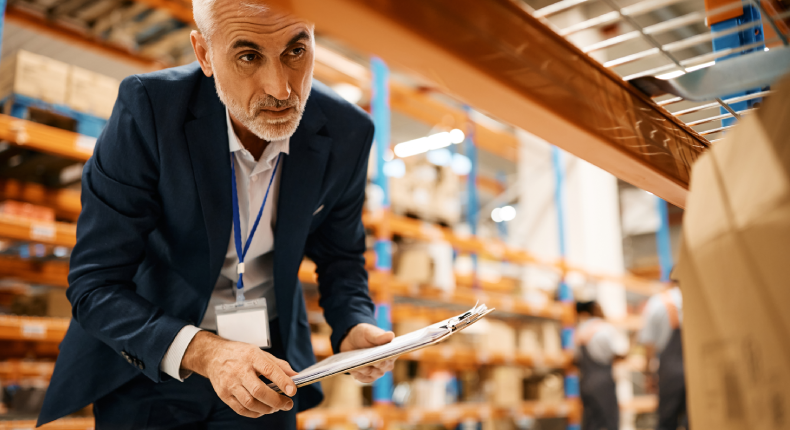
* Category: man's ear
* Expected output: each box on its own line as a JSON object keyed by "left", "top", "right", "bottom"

{"left": 191, "top": 30, "right": 213, "bottom": 77}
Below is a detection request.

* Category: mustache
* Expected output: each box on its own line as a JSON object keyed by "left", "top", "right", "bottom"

{"left": 251, "top": 94, "right": 300, "bottom": 111}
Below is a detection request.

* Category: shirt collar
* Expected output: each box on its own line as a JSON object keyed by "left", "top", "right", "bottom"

{"left": 226, "top": 108, "right": 290, "bottom": 169}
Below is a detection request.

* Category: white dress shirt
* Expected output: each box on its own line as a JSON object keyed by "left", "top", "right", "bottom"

{"left": 639, "top": 286, "right": 683, "bottom": 354}
{"left": 160, "top": 109, "right": 290, "bottom": 381}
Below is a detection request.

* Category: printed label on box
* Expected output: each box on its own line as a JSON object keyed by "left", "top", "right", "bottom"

{"left": 30, "top": 223, "right": 56, "bottom": 241}
{"left": 22, "top": 323, "right": 47, "bottom": 338}
{"left": 76, "top": 135, "right": 97, "bottom": 153}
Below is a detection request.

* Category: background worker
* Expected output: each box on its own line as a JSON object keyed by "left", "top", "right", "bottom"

{"left": 640, "top": 279, "right": 687, "bottom": 430}
{"left": 576, "top": 300, "right": 629, "bottom": 430}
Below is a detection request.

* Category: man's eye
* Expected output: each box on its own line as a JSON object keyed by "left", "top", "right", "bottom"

{"left": 291, "top": 48, "right": 305, "bottom": 56}
{"left": 240, "top": 54, "right": 257, "bottom": 62}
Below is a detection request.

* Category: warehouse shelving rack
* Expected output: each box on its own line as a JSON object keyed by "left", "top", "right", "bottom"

{"left": 0, "top": 1, "right": 680, "bottom": 427}
{"left": 0, "top": 112, "right": 662, "bottom": 428}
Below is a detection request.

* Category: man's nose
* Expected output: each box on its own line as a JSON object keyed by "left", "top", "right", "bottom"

{"left": 260, "top": 60, "right": 291, "bottom": 101}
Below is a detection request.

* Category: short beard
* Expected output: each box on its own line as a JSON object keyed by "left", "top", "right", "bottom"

{"left": 212, "top": 60, "right": 310, "bottom": 142}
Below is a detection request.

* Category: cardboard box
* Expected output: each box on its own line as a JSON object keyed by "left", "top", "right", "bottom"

{"left": 46, "top": 290, "right": 72, "bottom": 318}
{"left": 66, "top": 66, "right": 120, "bottom": 119}
{"left": 678, "top": 75, "right": 790, "bottom": 430}
{"left": 317, "top": 374, "right": 363, "bottom": 409}
{"left": 538, "top": 373, "right": 564, "bottom": 402}
{"left": 517, "top": 323, "right": 541, "bottom": 355}
{"left": 0, "top": 51, "right": 70, "bottom": 105}
{"left": 541, "top": 321, "right": 562, "bottom": 357}
{"left": 394, "top": 244, "right": 432, "bottom": 285}
{"left": 479, "top": 320, "right": 517, "bottom": 357}
{"left": 484, "top": 366, "right": 524, "bottom": 406}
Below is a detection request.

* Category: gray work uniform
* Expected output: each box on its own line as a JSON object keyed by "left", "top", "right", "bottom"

{"left": 577, "top": 319, "right": 627, "bottom": 430}
{"left": 640, "top": 288, "right": 688, "bottom": 430}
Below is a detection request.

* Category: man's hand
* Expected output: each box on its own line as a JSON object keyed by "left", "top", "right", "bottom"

{"left": 339, "top": 323, "right": 396, "bottom": 383}
{"left": 182, "top": 331, "right": 297, "bottom": 418}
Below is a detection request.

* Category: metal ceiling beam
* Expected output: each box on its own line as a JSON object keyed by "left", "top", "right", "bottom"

{"left": 266, "top": 0, "right": 709, "bottom": 207}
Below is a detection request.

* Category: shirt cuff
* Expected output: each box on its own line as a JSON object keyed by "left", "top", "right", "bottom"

{"left": 160, "top": 324, "right": 203, "bottom": 382}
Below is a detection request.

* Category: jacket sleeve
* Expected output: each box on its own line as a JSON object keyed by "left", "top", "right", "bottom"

{"left": 67, "top": 75, "right": 187, "bottom": 383}
{"left": 304, "top": 122, "right": 378, "bottom": 353}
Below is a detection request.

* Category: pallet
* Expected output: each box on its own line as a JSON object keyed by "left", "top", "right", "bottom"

{"left": 1, "top": 94, "right": 107, "bottom": 138}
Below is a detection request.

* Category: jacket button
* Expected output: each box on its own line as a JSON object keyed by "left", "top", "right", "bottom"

{"left": 137, "top": 362, "right": 145, "bottom": 370}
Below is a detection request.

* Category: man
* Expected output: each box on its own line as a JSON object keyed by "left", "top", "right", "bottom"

{"left": 575, "top": 301, "right": 629, "bottom": 430}
{"left": 640, "top": 280, "right": 687, "bottom": 430}
{"left": 38, "top": 1, "right": 394, "bottom": 428}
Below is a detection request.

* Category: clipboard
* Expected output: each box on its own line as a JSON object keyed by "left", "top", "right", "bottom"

{"left": 268, "top": 303, "right": 494, "bottom": 393}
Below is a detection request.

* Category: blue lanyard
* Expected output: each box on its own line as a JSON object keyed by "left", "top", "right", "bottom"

{"left": 230, "top": 152, "right": 282, "bottom": 303}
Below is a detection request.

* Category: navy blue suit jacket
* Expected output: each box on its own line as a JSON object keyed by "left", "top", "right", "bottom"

{"left": 38, "top": 63, "right": 377, "bottom": 425}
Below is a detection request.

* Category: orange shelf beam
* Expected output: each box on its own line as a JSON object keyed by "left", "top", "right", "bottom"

{"left": 0, "top": 114, "right": 92, "bottom": 163}
{"left": 296, "top": 399, "right": 580, "bottom": 429}
{"left": 0, "top": 256, "right": 70, "bottom": 288}
{"left": 0, "top": 360, "right": 56, "bottom": 381}
{"left": 0, "top": 216, "right": 76, "bottom": 247}
{"left": 0, "top": 179, "right": 81, "bottom": 222}
{"left": 0, "top": 315, "right": 70, "bottom": 343}
{"left": 0, "top": 418, "right": 95, "bottom": 430}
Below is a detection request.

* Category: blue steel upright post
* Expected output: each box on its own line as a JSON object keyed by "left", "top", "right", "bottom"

{"left": 551, "top": 146, "right": 580, "bottom": 430}
{"left": 655, "top": 198, "right": 674, "bottom": 282}
{"left": 370, "top": 56, "right": 393, "bottom": 405}
{"left": 0, "top": 0, "right": 7, "bottom": 59}
{"left": 712, "top": 3, "right": 767, "bottom": 127}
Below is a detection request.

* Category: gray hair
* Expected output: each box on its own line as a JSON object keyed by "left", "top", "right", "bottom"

{"left": 192, "top": 0, "right": 270, "bottom": 44}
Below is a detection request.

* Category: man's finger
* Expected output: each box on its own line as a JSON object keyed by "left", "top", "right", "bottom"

{"left": 368, "top": 368, "right": 385, "bottom": 379}
{"left": 232, "top": 387, "right": 275, "bottom": 416}
{"left": 353, "top": 374, "right": 377, "bottom": 383}
{"left": 226, "top": 395, "right": 265, "bottom": 418}
{"left": 352, "top": 366, "right": 375, "bottom": 377}
{"left": 371, "top": 359, "right": 394, "bottom": 370}
{"left": 253, "top": 354, "right": 297, "bottom": 397}
{"left": 242, "top": 372, "right": 293, "bottom": 411}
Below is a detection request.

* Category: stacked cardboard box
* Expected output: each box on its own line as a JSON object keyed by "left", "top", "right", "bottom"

{"left": 0, "top": 51, "right": 70, "bottom": 106}
{"left": 0, "top": 201, "right": 55, "bottom": 223}
{"left": 679, "top": 76, "right": 790, "bottom": 430}
{"left": 484, "top": 366, "right": 524, "bottom": 406}
{"left": 0, "top": 50, "right": 120, "bottom": 120}
{"left": 66, "top": 66, "right": 120, "bottom": 119}
{"left": 390, "top": 159, "right": 461, "bottom": 225}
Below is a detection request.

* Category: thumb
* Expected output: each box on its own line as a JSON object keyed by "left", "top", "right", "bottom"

{"left": 365, "top": 327, "right": 395, "bottom": 346}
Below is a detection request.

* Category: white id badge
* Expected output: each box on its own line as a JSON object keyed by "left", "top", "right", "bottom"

{"left": 215, "top": 298, "right": 271, "bottom": 348}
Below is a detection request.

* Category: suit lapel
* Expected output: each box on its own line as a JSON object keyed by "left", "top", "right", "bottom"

{"left": 184, "top": 75, "right": 232, "bottom": 296}
{"left": 275, "top": 94, "right": 332, "bottom": 348}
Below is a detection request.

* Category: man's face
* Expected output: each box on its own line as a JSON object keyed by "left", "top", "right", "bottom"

{"left": 194, "top": 2, "right": 314, "bottom": 142}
